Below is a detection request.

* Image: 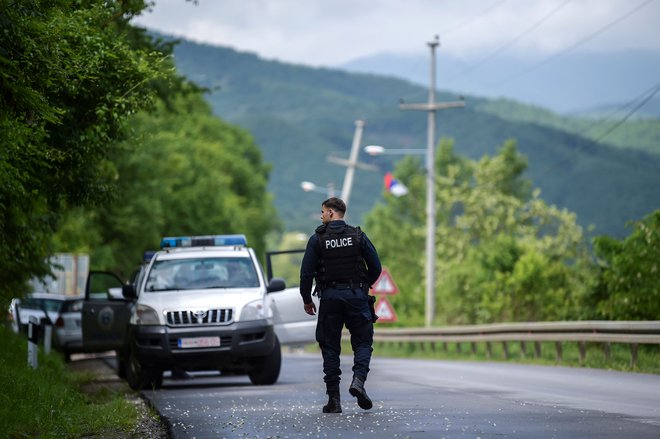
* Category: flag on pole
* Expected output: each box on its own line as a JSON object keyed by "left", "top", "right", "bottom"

{"left": 384, "top": 172, "right": 408, "bottom": 197}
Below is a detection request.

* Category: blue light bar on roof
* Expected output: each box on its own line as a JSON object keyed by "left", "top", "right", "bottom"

{"left": 160, "top": 234, "right": 247, "bottom": 249}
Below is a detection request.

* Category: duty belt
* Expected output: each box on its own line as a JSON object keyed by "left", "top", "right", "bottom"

{"left": 323, "top": 281, "right": 364, "bottom": 290}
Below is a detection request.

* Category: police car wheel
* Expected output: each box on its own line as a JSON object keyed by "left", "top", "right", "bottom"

{"left": 248, "top": 337, "right": 281, "bottom": 385}
{"left": 126, "top": 344, "right": 162, "bottom": 390}
{"left": 116, "top": 350, "right": 127, "bottom": 379}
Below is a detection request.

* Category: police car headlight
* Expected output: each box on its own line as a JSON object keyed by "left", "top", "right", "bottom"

{"left": 135, "top": 304, "right": 160, "bottom": 325}
{"left": 240, "top": 300, "right": 265, "bottom": 321}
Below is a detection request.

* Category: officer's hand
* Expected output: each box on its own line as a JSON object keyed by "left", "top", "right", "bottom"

{"left": 304, "top": 302, "right": 316, "bottom": 316}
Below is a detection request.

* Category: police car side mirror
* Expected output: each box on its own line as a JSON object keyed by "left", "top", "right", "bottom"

{"left": 122, "top": 283, "right": 137, "bottom": 300}
{"left": 267, "top": 278, "right": 286, "bottom": 293}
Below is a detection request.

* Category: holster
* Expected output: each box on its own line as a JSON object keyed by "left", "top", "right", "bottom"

{"left": 368, "top": 295, "right": 378, "bottom": 323}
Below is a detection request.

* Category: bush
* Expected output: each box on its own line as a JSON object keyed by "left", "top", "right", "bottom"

{"left": 0, "top": 326, "right": 137, "bottom": 437}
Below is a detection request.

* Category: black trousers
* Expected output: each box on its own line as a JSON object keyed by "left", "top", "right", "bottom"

{"left": 315, "top": 286, "right": 374, "bottom": 395}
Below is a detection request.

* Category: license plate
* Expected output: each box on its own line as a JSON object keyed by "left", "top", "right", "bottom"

{"left": 177, "top": 336, "right": 220, "bottom": 349}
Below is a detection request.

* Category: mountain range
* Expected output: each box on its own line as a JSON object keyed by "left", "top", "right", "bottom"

{"left": 341, "top": 50, "right": 660, "bottom": 117}
{"left": 168, "top": 37, "right": 660, "bottom": 238}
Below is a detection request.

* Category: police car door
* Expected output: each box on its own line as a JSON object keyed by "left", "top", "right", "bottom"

{"left": 81, "top": 271, "right": 132, "bottom": 353}
{"left": 265, "top": 250, "right": 319, "bottom": 345}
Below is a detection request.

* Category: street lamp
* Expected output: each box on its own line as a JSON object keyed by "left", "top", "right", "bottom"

{"left": 393, "top": 37, "right": 465, "bottom": 327}
{"left": 300, "top": 181, "right": 335, "bottom": 196}
{"left": 364, "top": 145, "right": 426, "bottom": 156}
{"left": 326, "top": 120, "right": 378, "bottom": 208}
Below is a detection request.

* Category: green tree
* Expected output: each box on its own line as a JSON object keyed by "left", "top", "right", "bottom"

{"left": 365, "top": 139, "right": 594, "bottom": 325}
{"left": 590, "top": 210, "right": 660, "bottom": 320}
{"left": 364, "top": 156, "right": 428, "bottom": 325}
{"left": 54, "top": 91, "right": 278, "bottom": 277}
{"left": 0, "top": 0, "right": 166, "bottom": 303}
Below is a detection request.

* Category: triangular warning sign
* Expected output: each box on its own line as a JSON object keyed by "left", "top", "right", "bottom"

{"left": 374, "top": 297, "right": 397, "bottom": 323}
{"left": 371, "top": 267, "right": 399, "bottom": 295}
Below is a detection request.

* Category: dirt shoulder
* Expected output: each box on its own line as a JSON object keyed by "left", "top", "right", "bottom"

{"left": 68, "top": 354, "right": 169, "bottom": 438}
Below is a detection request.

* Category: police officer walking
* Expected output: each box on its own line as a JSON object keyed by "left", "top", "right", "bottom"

{"left": 300, "top": 197, "right": 382, "bottom": 413}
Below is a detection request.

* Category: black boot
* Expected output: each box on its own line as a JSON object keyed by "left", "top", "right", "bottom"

{"left": 349, "top": 376, "right": 373, "bottom": 410}
{"left": 322, "top": 394, "right": 342, "bottom": 413}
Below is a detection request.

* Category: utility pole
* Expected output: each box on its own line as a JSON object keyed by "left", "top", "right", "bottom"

{"left": 326, "top": 119, "right": 377, "bottom": 207}
{"left": 340, "top": 119, "right": 364, "bottom": 206}
{"left": 399, "top": 36, "right": 465, "bottom": 327}
{"left": 327, "top": 182, "right": 336, "bottom": 198}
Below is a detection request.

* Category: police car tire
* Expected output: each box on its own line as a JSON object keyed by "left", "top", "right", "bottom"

{"left": 116, "top": 350, "right": 127, "bottom": 379}
{"left": 248, "top": 337, "right": 281, "bottom": 385}
{"left": 126, "top": 344, "right": 162, "bottom": 390}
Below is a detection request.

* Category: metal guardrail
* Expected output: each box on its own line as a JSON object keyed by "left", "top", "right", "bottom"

{"left": 371, "top": 321, "right": 660, "bottom": 367}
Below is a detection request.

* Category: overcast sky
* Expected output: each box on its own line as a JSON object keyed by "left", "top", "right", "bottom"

{"left": 132, "top": 0, "right": 660, "bottom": 67}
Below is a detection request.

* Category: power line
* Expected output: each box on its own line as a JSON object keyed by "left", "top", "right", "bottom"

{"left": 446, "top": 0, "right": 572, "bottom": 84}
{"left": 574, "top": 81, "right": 660, "bottom": 138}
{"left": 489, "top": 0, "right": 655, "bottom": 87}
{"left": 400, "top": 1, "right": 508, "bottom": 88}
{"left": 401, "top": 81, "right": 660, "bottom": 199}
{"left": 590, "top": 82, "right": 660, "bottom": 143}
{"left": 525, "top": 80, "right": 660, "bottom": 182}
{"left": 440, "top": 0, "right": 508, "bottom": 37}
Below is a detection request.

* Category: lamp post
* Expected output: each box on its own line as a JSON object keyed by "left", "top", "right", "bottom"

{"left": 364, "top": 145, "right": 426, "bottom": 156}
{"left": 326, "top": 120, "right": 378, "bottom": 208}
{"left": 340, "top": 120, "right": 364, "bottom": 206}
{"left": 395, "top": 36, "right": 465, "bottom": 327}
{"left": 300, "top": 181, "right": 335, "bottom": 197}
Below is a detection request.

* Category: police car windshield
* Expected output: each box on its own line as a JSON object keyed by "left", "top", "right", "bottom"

{"left": 145, "top": 257, "right": 259, "bottom": 291}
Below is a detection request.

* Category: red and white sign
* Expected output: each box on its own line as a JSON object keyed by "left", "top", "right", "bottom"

{"left": 371, "top": 267, "right": 399, "bottom": 295}
{"left": 374, "top": 297, "right": 397, "bottom": 323}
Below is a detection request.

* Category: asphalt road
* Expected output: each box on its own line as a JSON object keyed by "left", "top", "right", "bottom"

{"left": 142, "top": 353, "right": 660, "bottom": 439}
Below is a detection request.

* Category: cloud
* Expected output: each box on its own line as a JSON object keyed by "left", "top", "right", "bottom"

{"left": 133, "top": 0, "right": 660, "bottom": 66}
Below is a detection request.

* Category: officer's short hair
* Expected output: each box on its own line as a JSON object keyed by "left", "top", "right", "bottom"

{"left": 322, "top": 197, "right": 346, "bottom": 215}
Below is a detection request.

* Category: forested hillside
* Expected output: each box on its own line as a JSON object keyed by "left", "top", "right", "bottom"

{"left": 170, "top": 38, "right": 660, "bottom": 238}
{"left": 341, "top": 49, "right": 660, "bottom": 117}
{"left": 473, "top": 97, "right": 660, "bottom": 154}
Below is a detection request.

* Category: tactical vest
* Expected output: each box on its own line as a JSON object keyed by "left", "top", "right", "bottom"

{"left": 315, "top": 223, "right": 367, "bottom": 288}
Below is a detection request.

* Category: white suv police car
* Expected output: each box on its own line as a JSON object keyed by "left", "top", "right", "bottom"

{"left": 80, "top": 235, "right": 316, "bottom": 390}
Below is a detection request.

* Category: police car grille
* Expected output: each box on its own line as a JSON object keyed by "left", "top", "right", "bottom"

{"left": 165, "top": 309, "right": 233, "bottom": 326}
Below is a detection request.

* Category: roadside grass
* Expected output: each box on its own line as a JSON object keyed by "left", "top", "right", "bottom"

{"left": 368, "top": 340, "right": 660, "bottom": 374}
{"left": 305, "top": 337, "right": 660, "bottom": 375}
{"left": 0, "top": 326, "right": 140, "bottom": 438}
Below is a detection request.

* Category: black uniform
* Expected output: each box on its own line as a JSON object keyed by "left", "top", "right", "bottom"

{"left": 300, "top": 220, "right": 382, "bottom": 396}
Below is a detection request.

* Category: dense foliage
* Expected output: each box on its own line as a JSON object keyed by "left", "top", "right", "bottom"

{"left": 590, "top": 211, "right": 660, "bottom": 320}
{"left": 475, "top": 98, "right": 660, "bottom": 154}
{"left": 53, "top": 91, "right": 277, "bottom": 276}
{"left": 1, "top": 1, "right": 278, "bottom": 301}
{"left": 0, "top": 0, "right": 167, "bottom": 303}
{"left": 365, "top": 140, "right": 595, "bottom": 325}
